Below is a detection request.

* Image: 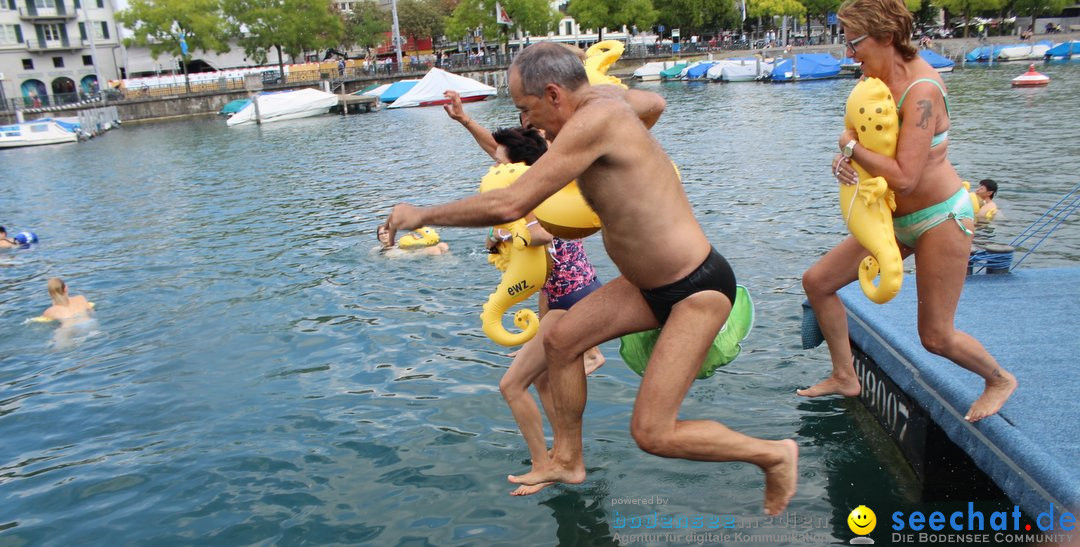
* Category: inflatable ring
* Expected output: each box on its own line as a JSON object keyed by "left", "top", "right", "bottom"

{"left": 14, "top": 231, "right": 38, "bottom": 249}
{"left": 398, "top": 226, "right": 440, "bottom": 249}
{"left": 478, "top": 163, "right": 549, "bottom": 347}
{"left": 842, "top": 77, "right": 903, "bottom": 304}
{"left": 619, "top": 285, "right": 754, "bottom": 379}
{"left": 585, "top": 40, "right": 627, "bottom": 89}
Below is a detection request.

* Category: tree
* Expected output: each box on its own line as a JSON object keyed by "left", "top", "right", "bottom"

{"left": 932, "top": 0, "right": 1003, "bottom": 37}
{"left": 569, "top": 0, "right": 659, "bottom": 41}
{"left": 653, "top": 0, "right": 736, "bottom": 40}
{"left": 397, "top": 0, "right": 446, "bottom": 55}
{"left": 800, "top": 0, "right": 841, "bottom": 37}
{"left": 117, "top": 0, "right": 231, "bottom": 91}
{"left": 223, "top": 0, "right": 344, "bottom": 80}
{"left": 342, "top": 0, "right": 391, "bottom": 59}
{"left": 1012, "top": 0, "right": 1068, "bottom": 33}
{"left": 446, "top": 0, "right": 557, "bottom": 48}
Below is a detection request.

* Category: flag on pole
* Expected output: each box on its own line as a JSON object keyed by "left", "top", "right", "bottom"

{"left": 495, "top": 2, "right": 513, "bottom": 25}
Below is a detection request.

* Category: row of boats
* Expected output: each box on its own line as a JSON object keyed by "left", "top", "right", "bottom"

{"left": 968, "top": 40, "right": 1080, "bottom": 62}
{"left": 633, "top": 50, "right": 957, "bottom": 83}
{"left": 221, "top": 68, "right": 498, "bottom": 126}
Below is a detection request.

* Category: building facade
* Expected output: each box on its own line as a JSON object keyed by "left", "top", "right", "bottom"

{"left": 0, "top": 0, "right": 123, "bottom": 109}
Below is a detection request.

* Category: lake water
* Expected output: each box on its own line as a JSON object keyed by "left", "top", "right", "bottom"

{"left": 2, "top": 62, "right": 1078, "bottom": 546}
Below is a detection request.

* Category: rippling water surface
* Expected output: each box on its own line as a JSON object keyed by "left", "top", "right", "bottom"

{"left": 2, "top": 63, "right": 1078, "bottom": 545}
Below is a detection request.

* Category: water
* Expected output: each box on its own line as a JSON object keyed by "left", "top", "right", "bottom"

{"left": 2, "top": 63, "right": 1078, "bottom": 546}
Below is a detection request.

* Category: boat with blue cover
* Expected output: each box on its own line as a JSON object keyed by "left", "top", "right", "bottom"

{"left": 919, "top": 49, "right": 955, "bottom": 72}
{"left": 1045, "top": 41, "right": 1080, "bottom": 60}
{"left": 683, "top": 62, "right": 716, "bottom": 80}
{"left": 770, "top": 53, "right": 842, "bottom": 82}
{"left": 659, "top": 63, "right": 689, "bottom": 80}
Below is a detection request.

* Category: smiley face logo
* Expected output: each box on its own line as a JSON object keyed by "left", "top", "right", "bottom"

{"left": 847, "top": 505, "right": 877, "bottom": 536}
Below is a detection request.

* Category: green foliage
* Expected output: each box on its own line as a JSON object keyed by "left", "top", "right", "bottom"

{"left": 342, "top": 0, "right": 391, "bottom": 53}
{"left": 223, "top": 0, "right": 343, "bottom": 64}
{"left": 931, "top": 0, "right": 1003, "bottom": 36}
{"left": 117, "top": 0, "right": 231, "bottom": 60}
{"left": 655, "top": 0, "right": 739, "bottom": 34}
{"left": 746, "top": 0, "right": 807, "bottom": 20}
{"left": 569, "top": 0, "right": 658, "bottom": 32}
{"left": 446, "top": 0, "right": 558, "bottom": 41}
{"left": 397, "top": 0, "right": 446, "bottom": 44}
{"left": 1013, "top": 0, "right": 1069, "bottom": 22}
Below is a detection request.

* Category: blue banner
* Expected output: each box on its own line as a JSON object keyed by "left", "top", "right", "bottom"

{"left": 179, "top": 35, "right": 189, "bottom": 56}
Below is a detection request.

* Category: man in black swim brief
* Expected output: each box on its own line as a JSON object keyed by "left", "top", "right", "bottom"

{"left": 640, "top": 247, "right": 737, "bottom": 324}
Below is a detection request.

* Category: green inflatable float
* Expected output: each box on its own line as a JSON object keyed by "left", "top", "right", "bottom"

{"left": 619, "top": 285, "right": 754, "bottom": 380}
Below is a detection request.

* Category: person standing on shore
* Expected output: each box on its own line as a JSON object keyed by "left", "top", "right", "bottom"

{"left": 384, "top": 42, "right": 798, "bottom": 516}
{"left": 800, "top": 0, "right": 1016, "bottom": 423}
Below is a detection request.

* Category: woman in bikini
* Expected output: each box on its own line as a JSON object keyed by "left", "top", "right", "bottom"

{"left": 799, "top": 0, "right": 1016, "bottom": 422}
{"left": 444, "top": 90, "right": 605, "bottom": 494}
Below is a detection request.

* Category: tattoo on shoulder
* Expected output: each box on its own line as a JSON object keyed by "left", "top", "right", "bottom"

{"left": 916, "top": 99, "right": 933, "bottom": 130}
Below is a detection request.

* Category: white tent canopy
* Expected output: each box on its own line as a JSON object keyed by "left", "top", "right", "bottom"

{"left": 387, "top": 68, "right": 496, "bottom": 109}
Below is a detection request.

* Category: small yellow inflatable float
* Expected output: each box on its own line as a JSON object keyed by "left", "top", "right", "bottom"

{"left": 479, "top": 163, "right": 549, "bottom": 346}
{"left": 533, "top": 181, "right": 601, "bottom": 240}
{"left": 842, "top": 77, "right": 904, "bottom": 304}
{"left": 585, "top": 40, "right": 628, "bottom": 89}
{"left": 28, "top": 301, "right": 95, "bottom": 323}
{"left": 398, "top": 226, "right": 441, "bottom": 249}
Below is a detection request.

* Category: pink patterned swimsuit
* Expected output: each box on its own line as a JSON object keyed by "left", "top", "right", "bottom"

{"left": 542, "top": 238, "right": 601, "bottom": 310}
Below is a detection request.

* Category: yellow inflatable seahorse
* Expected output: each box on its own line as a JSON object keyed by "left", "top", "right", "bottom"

{"left": 842, "top": 77, "right": 903, "bottom": 304}
{"left": 479, "top": 163, "right": 549, "bottom": 346}
{"left": 585, "top": 40, "right": 628, "bottom": 89}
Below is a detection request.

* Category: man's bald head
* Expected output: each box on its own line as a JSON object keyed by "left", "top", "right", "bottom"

{"left": 510, "top": 42, "right": 589, "bottom": 97}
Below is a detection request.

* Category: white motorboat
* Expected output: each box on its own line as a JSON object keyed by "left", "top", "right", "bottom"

{"left": 226, "top": 88, "right": 339, "bottom": 127}
{"left": 0, "top": 118, "right": 78, "bottom": 149}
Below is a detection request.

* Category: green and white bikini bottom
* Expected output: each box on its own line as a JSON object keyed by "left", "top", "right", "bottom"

{"left": 893, "top": 187, "right": 974, "bottom": 248}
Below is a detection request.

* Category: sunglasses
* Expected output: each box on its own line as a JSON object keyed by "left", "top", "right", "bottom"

{"left": 845, "top": 34, "right": 869, "bottom": 53}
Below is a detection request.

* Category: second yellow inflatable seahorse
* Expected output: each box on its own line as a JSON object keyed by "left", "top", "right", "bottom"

{"left": 585, "top": 40, "right": 628, "bottom": 89}
{"left": 843, "top": 77, "right": 903, "bottom": 304}
{"left": 479, "top": 163, "right": 549, "bottom": 346}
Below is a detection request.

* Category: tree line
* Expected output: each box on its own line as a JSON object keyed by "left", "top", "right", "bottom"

{"left": 119, "top": 0, "right": 1072, "bottom": 76}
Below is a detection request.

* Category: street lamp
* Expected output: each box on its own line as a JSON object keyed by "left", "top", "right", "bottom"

{"left": 390, "top": 0, "right": 403, "bottom": 71}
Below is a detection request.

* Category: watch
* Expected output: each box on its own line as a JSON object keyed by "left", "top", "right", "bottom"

{"left": 842, "top": 140, "right": 857, "bottom": 158}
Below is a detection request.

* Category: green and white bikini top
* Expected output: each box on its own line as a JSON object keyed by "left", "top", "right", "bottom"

{"left": 897, "top": 78, "right": 951, "bottom": 147}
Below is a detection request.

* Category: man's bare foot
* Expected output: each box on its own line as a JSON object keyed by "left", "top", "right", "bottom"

{"left": 510, "top": 482, "right": 554, "bottom": 496}
{"left": 796, "top": 375, "right": 860, "bottom": 397}
{"left": 508, "top": 461, "right": 586, "bottom": 487}
{"left": 763, "top": 439, "right": 799, "bottom": 516}
{"left": 965, "top": 370, "right": 1017, "bottom": 422}
{"left": 584, "top": 347, "right": 605, "bottom": 375}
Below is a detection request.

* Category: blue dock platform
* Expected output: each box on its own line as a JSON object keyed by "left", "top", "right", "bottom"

{"left": 837, "top": 267, "right": 1079, "bottom": 517}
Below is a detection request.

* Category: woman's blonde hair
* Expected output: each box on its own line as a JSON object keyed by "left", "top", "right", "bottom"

{"left": 48, "top": 277, "right": 69, "bottom": 305}
{"left": 838, "top": 0, "right": 918, "bottom": 61}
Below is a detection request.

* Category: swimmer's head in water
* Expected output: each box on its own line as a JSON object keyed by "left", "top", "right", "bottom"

{"left": 48, "top": 277, "right": 69, "bottom": 305}
{"left": 376, "top": 224, "right": 390, "bottom": 246}
{"left": 978, "top": 179, "right": 998, "bottom": 199}
{"left": 0, "top": 226, "right": 5, "bottom": 237}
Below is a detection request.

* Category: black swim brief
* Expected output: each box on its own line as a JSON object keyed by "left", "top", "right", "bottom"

{"left": 640, "top": 247, "right": 737, "bottom": 325}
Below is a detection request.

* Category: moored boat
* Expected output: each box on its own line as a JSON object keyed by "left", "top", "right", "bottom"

{"left": 0, "top": 118, "right": 79, "bottom": 149}
{"left": 226, "top": 88, "right": 339, "bottom": 126}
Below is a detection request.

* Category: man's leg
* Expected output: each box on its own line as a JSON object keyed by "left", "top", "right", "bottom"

{"left": 509, "top": 276, "right": 658, "bottom": 486}
{"left": 631, "top": 290, "right": 799, "bottom": 516}
{"left": 913, "top": 221, "right": 1016, "bottom": 422}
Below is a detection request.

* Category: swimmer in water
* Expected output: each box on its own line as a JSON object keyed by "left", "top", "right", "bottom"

{"left": 41, "top": 278, "right": 94, "bottom": 326}
{"left": 377, "top": 224, "right": 450, "bottom": 257}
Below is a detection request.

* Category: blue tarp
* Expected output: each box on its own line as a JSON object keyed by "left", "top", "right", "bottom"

{"left": 770, "top": 53, "right": 841, "bottom": 81}
{"left": 965, "top": 45, "right": 1003, "bottom": 62}
{"left": 919, "top": 49, "right": 955, "bottom": 69}
{"left": 1046, "top": 41, "right": 1080, "bottom": 58}
{"left": 220, "top": 99, "right": 251, "bottom": 115}
{"left": 379, "top": 80, "right": 419, "bottom": 103}
{"left": 37, "top": 117, "right": 79, "bottom": 133}
{"left": 684, "top": 62, "right": 715, "bottom": 79}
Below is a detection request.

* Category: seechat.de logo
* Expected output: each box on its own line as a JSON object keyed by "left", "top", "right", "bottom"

{"left": 848, "top": 505, "right": 877, "bottom": 544}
